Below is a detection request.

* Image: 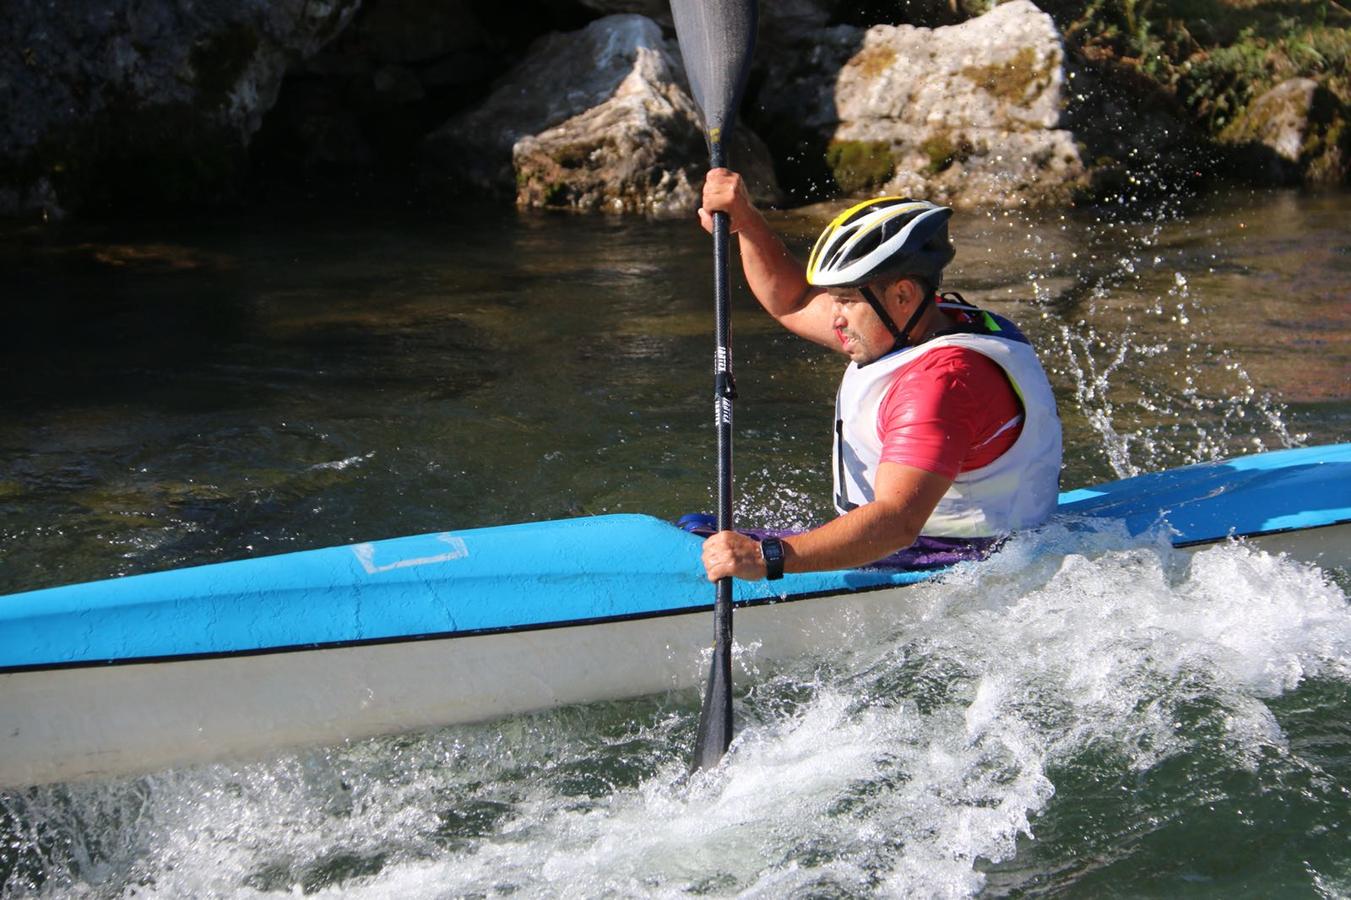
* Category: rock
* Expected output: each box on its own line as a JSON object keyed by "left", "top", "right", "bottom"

{"left": 419, "top": 54, "right": 496, "bottom": 90}
{"left": 511, "top": 96, "right": 703, "bottom": 216}
{"left": 0, "top": 0, "right": 362, "bottom": 217}
{"left": 422, "top": 14, "right": 781, "bottom": 214}
{"left": 753, "top": 0, "right": 1089, "bottom": 207}
{"left": 571, "top": 0, "right": 843, "bottom": 35}
{"left": 253, "top": 0, "right": 601, "bottom": 194}
{"left": 573, "top": 0, "right": 672, "bottom": 27}
{"left": 1221, "top": 78, "right": 1348, "bottom": 185}
{"left": 748, "top": 25, "right": 866, "bottom": 200}
{"left": 345, "top": 0, "right": 489, "bottom": 64}
{"left": 1229, "top": 79, "right": 1319, "bottom": 163}
{"left": 515, "top": 111, "right": 779, "bottom": 216}
{"left": 372, "top": 64, "right": 425, "bottom": 103}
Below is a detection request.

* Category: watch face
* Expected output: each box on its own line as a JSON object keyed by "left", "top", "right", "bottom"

{"left": 761, "top": 539, "right": 785, "bottom": 579}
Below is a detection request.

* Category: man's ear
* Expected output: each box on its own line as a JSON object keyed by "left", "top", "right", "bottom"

{"left": 889, "top": 278, "right": 922, "bottom": 310}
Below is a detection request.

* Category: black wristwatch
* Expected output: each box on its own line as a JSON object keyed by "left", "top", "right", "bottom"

{"left": 760, "top": 537, "right": 785, "bottom": 581}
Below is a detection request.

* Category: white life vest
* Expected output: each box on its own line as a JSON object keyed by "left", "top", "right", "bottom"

{"left": 832, "top": 308, "right": 1062, "bottom": 538}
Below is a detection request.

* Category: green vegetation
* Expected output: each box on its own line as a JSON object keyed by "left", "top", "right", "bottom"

{"left": 825, "top": 139, "right": 896, "bottom": 193}
{"left": 1057, "top": 0, "right": 1350, "bottom": 132}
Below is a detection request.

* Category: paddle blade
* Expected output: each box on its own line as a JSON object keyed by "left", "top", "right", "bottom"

{"left": 691, "top": 577, "right": 734, "bottom": 771}
{"left": 670, "top": 0, "right": 757, "bottom": 154}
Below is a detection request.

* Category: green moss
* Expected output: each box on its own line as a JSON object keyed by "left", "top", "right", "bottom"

{"left": 847, "top": 44, "right": 899, "bottom": 80}
{"left": 919, "top": 133, "right": 973, "bottom": 175}
{"left": 825, "top": 140, "right": 895, "bottom": 194}
{"left": 542, "top": 181, "right": 570, "bottom": 205}
{"left": 961, "top": 47, "right": 1054, "bottom": 104}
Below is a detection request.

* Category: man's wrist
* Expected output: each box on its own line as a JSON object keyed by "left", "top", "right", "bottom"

{"left": 759, "top": 537, "right": 785, "bottom": 580}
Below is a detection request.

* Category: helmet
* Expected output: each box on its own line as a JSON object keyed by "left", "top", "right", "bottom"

{"left": 806, "top": 197, "right": 955, "bottom": 289}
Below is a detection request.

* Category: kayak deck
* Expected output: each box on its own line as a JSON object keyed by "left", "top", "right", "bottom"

{"left": 1057, "top": 443, "right": 1351, "bottom": 553}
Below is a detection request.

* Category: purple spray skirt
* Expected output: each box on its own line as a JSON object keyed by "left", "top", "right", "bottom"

{"left": 675, "top": 514, "right": 998, "bottom": 571}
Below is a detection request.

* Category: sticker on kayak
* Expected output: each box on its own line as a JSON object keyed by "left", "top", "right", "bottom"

{"left": 352, "top": 534, "right": 469, "bottom": 574}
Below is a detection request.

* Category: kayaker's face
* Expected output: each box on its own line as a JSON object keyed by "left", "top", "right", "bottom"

{"left": 828, "top": 279, "right": 919, "bottom": 364}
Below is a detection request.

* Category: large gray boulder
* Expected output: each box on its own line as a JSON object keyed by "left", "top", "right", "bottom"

{"left": 756, "top": 0, "right": 1088, "bottom": 208}
{"left": 0, "top": 0, "right": 361, "bottom": 218}
{"left": 422, "top": 14, "right": 781, "bottom": 215}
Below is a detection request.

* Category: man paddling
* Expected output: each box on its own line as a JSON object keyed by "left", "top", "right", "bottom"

{"left": 696, "top": 169, "right": 1062, "bottom": 582}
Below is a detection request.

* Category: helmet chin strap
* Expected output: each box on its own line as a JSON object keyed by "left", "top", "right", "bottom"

{"left": 859, "top": 284, "right": 932, "bottom": 354}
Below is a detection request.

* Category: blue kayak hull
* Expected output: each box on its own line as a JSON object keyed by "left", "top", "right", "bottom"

{"left": 1, "top": 444, "right": 1347, "bottom": 787}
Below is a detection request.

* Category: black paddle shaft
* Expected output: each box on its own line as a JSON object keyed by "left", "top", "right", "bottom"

{"left": 694, "top": 150, "right": 736, "bottom": 773}
{"left": 670, "top": 0, "right": 757, "bottom": 772}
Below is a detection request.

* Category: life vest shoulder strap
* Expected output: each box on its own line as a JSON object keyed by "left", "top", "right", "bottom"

{"left": 933, "top": 291, "right": 1031, "bottom": 345}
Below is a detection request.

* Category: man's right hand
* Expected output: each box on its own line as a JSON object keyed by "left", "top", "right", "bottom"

{"left": 698, "top": 168, "right": 756, "bottom": 235}
{"left": 693, "top": 167, "right": 837, "bottom": 350}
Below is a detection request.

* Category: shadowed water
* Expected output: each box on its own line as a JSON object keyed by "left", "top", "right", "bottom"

{"left": 0, "top": 188, "right": 1348, "bottom": 896}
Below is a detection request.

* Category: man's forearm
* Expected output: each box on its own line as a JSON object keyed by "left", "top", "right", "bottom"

{"left": 699, "top": 465, "right": 952, "bottom": 583}
{"left": 777, "top": 464, "right": 954, "bottom": 573}
{"left": 735, "top": 211, "right": 815, "bottom": 319}
{"left": 780, "top": 501, "right": 924, "bottom": 573}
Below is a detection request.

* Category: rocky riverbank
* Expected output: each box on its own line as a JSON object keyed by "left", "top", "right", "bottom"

{"left": 2, "top": 0, "right": 1346, "bottom": 221}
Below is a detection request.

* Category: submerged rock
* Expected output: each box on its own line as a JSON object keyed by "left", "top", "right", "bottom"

{"left": 0, "top": 0, "right": 360, "bottom": 218}
{"left": 756, "top": 0, "right": 1088, "bottom": 208}
{"left": 421, "top": 14, "right": 781, "bottom": 215}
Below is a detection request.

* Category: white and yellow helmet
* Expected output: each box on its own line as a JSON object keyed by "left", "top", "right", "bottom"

{"left": 806, "top": 197, "right": 955, "bottom": 288}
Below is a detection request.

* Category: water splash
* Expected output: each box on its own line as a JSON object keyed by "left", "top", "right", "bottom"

{"left": 994, "top": 196, "right": 1309, "bottom": 479}
{"left": 5, "top": 528, "right": 1347, "bottom": 897}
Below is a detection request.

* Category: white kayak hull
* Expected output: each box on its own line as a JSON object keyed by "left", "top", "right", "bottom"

{"left": 4, "top": 581, "right": 916, "bottom": 789}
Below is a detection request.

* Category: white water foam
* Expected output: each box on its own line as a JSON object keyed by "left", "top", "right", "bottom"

{"left": 4, "top": 530, "right": 1348, "bottom": 898}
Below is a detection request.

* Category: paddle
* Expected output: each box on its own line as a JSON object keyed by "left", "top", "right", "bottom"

{"left": 669, "top": 0, "right": 758, "bottom": 771}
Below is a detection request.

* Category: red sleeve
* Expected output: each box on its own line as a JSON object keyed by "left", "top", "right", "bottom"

{"left": 876, "top": 347, "right": 1024, "bottom": 480}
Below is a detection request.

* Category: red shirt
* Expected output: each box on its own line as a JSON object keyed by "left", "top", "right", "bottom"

{"left": 877, "top": 346, "right": 1024, "bottom": 480}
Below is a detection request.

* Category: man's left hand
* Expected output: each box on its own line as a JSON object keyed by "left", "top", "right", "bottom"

{"left": 701, "top": 530, "right": 767, "bottom": 582}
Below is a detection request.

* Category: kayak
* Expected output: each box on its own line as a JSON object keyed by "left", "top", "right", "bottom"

{"left": 2, "top": 443, "right": 1348, "bottom": 789}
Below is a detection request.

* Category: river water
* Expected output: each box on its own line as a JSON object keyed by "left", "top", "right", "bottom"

{"left": 1, "top": 188, "right": 1348, "bottom": 897}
